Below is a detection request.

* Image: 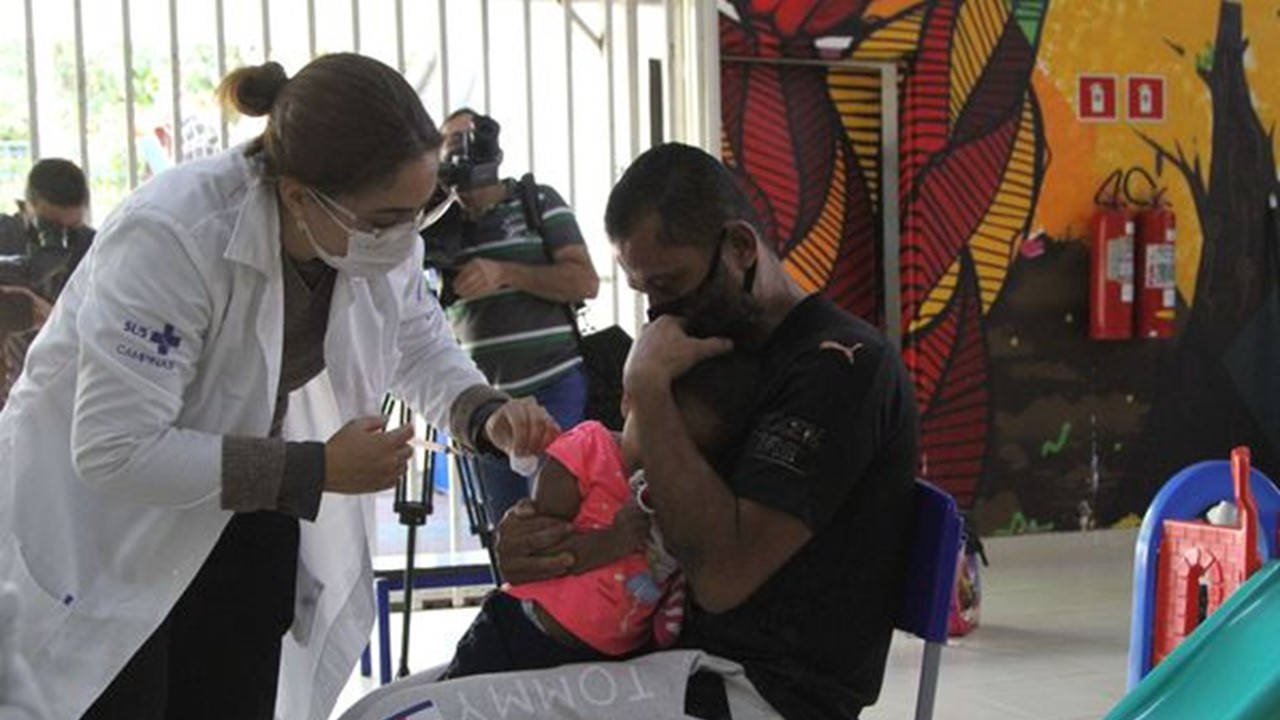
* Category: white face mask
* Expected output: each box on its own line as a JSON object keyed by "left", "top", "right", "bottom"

{"left": 299, "top": 188, "right": 423, "bottom": 277}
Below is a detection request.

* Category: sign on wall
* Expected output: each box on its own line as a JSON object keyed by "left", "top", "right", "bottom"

{"left": 1127, "top": 75, "right": 1167, "bottom": 123}
{"left": 1078, "top": 74, "right": 1120, "bottom": 121}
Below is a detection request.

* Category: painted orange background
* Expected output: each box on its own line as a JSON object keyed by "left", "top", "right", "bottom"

{"left": 1033, "top": 0, "right": 1280, "bottom": 304}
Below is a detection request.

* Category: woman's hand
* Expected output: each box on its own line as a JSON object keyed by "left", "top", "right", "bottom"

{"left": 483, "top": 397, "right": 560, "bottom": 458}
{"left": 324, "top": 416, "right": 414, "bottom": 494}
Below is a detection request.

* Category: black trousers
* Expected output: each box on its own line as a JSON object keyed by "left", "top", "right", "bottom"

{"left": 443, "top": 592, "right": 731, "bottom": 719}
{"left": 440, "top": 591, "right": 609, "bottom": 680}
{"left": 81, "top": 511, "right": 300, "bottom": 720}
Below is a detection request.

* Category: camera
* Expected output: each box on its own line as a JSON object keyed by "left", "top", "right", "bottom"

{"left": 438, "top": 114, "right": 503, "bottom": 192}
{"left": 0, "top": 220, "right": 83, "bottom": 301}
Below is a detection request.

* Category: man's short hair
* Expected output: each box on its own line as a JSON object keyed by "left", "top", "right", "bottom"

{"left": 26, "top": 159, "right": 89, "bottom": 207}
{"left": 444, "top": 107, "right": 480, "bottom": 125}
{"left": 604, "top": 143, "right": 759, "bottom": 252}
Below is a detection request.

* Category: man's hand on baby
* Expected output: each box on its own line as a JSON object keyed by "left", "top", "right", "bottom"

{"left": 613, "top": 502, "right": 651, "bottom": 551}
{"left": 495, "top": 500, "right": 575, "bottom": 585}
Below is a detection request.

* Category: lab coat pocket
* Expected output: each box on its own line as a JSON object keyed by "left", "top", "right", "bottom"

{"left": 291, "top": 555, "right": 326, "bottom": 645}
{"left": 3, "top": 542, "right": 72, "bottom": 654}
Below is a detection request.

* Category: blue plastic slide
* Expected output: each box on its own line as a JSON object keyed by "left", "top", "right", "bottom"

{"left": 1105, "top": 561, "right": 1280, "bottom": 720}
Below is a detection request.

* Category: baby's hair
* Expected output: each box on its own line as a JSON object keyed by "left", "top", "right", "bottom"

{"left": 671, "top": 351, "right": 761, "bottom": 460}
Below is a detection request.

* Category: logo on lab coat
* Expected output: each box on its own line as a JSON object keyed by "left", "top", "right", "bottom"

{"left": 117, "top": 319, "right": 180, "bottom": 371}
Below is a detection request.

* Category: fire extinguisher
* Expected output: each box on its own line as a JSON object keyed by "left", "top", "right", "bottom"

{"left": 1127, "top": 168, "right": 1177, "bottom": 339}
{"left": 1090, "top": 170, "right": 1135, "bottom": 340}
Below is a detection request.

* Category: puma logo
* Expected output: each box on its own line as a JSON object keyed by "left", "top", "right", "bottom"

{"left": 819, "top": 340, "right": 864, "bottom": 364}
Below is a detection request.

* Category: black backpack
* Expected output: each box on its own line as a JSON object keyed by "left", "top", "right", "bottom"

{"left": 516, "top": 174, "right": 630, "bottom": 431}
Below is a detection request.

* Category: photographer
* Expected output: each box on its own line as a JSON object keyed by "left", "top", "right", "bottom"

{"left": 423, "top": 109, "right": 600, "bottom": 520}
{"left": 0, "top": 158, "right": 94, "bottom": 407}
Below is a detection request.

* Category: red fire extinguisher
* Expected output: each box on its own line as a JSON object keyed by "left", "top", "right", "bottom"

{"left": 1128, "top": 169, "right": 1177, "bottom": 339}
{"left": 1090, "top": 171, "right": 1134, "bottom": 340}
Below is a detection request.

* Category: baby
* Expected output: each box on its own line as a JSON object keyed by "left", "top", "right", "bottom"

{"left": 441, "top": 351, "right": 761, "bottom": 678}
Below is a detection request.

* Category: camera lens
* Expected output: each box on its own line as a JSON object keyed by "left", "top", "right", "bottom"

{"left": 469, "top": 117, "right": 501, "bottom": 163}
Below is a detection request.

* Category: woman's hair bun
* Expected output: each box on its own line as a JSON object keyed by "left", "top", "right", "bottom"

{"left": 216, "top": 62, "right": 290, "bottom": 118}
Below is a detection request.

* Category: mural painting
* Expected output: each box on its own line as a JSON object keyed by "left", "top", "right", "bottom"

{"left": 718, "top": 0, "right": 1280, "bottom": 533}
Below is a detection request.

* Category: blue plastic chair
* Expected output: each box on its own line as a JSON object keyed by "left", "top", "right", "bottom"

{"left": 1126, "top": 459, "right": 1280, "bottom": 689}
{"left": 895, "top": 479, "right": 964, "bottom": 720}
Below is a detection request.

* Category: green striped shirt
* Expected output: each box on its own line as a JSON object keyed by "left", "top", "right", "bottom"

{"left": 431, "top": 180, "right": 584, "bottom": 395}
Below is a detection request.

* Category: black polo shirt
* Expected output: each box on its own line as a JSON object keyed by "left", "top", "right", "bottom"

{"left": 680, "top": 294, "right": 919, "bottom": 719}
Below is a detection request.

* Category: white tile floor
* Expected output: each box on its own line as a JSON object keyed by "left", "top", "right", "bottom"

{"left": 331, "top": 528, "right": 1138, "bottom": 720}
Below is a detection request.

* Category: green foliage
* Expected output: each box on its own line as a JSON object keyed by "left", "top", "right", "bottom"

{"left": 1197, "top": 42, "right": 1215, "bottom": 74}
{"left": 0, "top": 38, "right": 234, "bottom": 209}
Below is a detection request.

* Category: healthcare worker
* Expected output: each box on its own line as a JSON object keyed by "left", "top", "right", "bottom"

{"left": 0, "top": 53, "right": 559, "bottom": 720}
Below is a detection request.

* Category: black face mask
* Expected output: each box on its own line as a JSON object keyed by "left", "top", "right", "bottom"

{"left": 645, "top": 233, "right": 762, "bottom": 346}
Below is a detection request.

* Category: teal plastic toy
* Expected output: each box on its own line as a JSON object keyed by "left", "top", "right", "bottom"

{"left": 1105, "top": 560, "right": 1280, "bottom": 719}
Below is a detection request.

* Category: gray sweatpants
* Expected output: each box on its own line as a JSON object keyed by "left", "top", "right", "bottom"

{"left": 336, "top": 650, "right": 782, "bottom": 720}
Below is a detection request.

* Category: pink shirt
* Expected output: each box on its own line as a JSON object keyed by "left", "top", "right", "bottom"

{"left": 506, "top": 421, "right": 669, "bottom": 656}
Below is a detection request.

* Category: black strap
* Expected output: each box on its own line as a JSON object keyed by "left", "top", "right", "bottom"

{"left": 517, "top": 173, "right": 585, "bottom": 347}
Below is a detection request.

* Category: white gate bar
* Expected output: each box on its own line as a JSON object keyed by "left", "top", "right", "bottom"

{"left": 123, "top": 0, "right": 138, "bottom": 188}
{"left": 697, "top": 0, "right": 719, "bottom": 151}
{"left": 606, "top": 0, "right": 620, "bottom": 324}
{"left": 481, "top": 0, "right": 491, "bottom": 114}
{"left": 625, "top": 0, "right": 643, "bottom": 332}
{"left": 262, "top": 0, "right": 272, "bottom": 60}
{"left": 523, "top": 0, "right": 534, "bottom": 173}
{"left": 74, "top": 0, "right": 89, "bottom": 179}
{"left": 170, "top": 0, "right": 184, "bottom": 163}
{"left": 24, "top": 0, "right": 38, "bottom": 159}
{"left": 216, "top": 0, "right": 228, "bottom": 150}
{"left": 395, "top": 0, "right": 405, "bottom": 73}
{"left": 352, "top": 0, "right": 361, "bottom": 53}
{"left": 564, "top": 0, "right": 576, "bottom": 206}
{"left": 307, "top": 0, "right": 317, "bottom": 58}
{"left": 438, "top": 0, "right": 451, "bottom": 113}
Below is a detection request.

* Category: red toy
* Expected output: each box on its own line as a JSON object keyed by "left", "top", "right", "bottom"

{"left": 1150, "top": 447, "right": 1264, "bottom": 667}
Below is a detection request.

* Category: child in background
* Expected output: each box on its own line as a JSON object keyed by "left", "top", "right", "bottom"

{"left": 441, "top": 351, "right": 761, "bottom": 678}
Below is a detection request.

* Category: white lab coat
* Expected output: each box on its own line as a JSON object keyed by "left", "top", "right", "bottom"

{"left": 0, "top": 149, "right": 489, "bottom": 719}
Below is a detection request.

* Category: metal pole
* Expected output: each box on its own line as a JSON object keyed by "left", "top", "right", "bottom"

{"left": 481, "top": 0, "right": 491, "bottom": 114}
{"left": 169, "top": 0, "right": 183, "bottom": 163}
{"left": 216, "top": 0, "right": 229, "bottom": 150}
{"left": 626, "top": 0, "right": 643, "bottom": 332}
{"left": 523, "top": 0, "right": 535, "bottom": 173}
{"left": 564, "top": 0, "right": 576, "bottom": 206}
{"left": 397, "top": 521, "right": 418, "bottom": 679}
{"left": 393, "top": 404, "right": 429, "bottom": 678}
{"left": 262, "top": 0, "right": 272, "bottom": 60}
{"left": 74, "top": 0, "right": 89, "bottom": 184}
{"left": 123, "top": 0, "right": 138, "bottom": 188}
{"left": 395, "top": 0, "right": 406, "bottom": 73}
{"left": 352, "top": 0, "right": 361, "bottom": 53}
{"left": 24, "top": 0, "right": 39, "bottom": 159}
{"left": 307, "top": 0, "right": 317, "bottom": 58}
{"left": 664, "top": 0, "right": 676, "bottom": 143}
{"left": 880, "top": 64, "right": 902, "bottom": 348}
{"left": 439, "top": 0, "right": 451, "bottom": 112}
{"left": 606, "top": 0, "right": 620, "bottom": 325}
{"left": 648, "top": 59, "right": 663, "bottom": 147}
{"left": 699, "top": 0, "right": 720, "bottom": 152}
